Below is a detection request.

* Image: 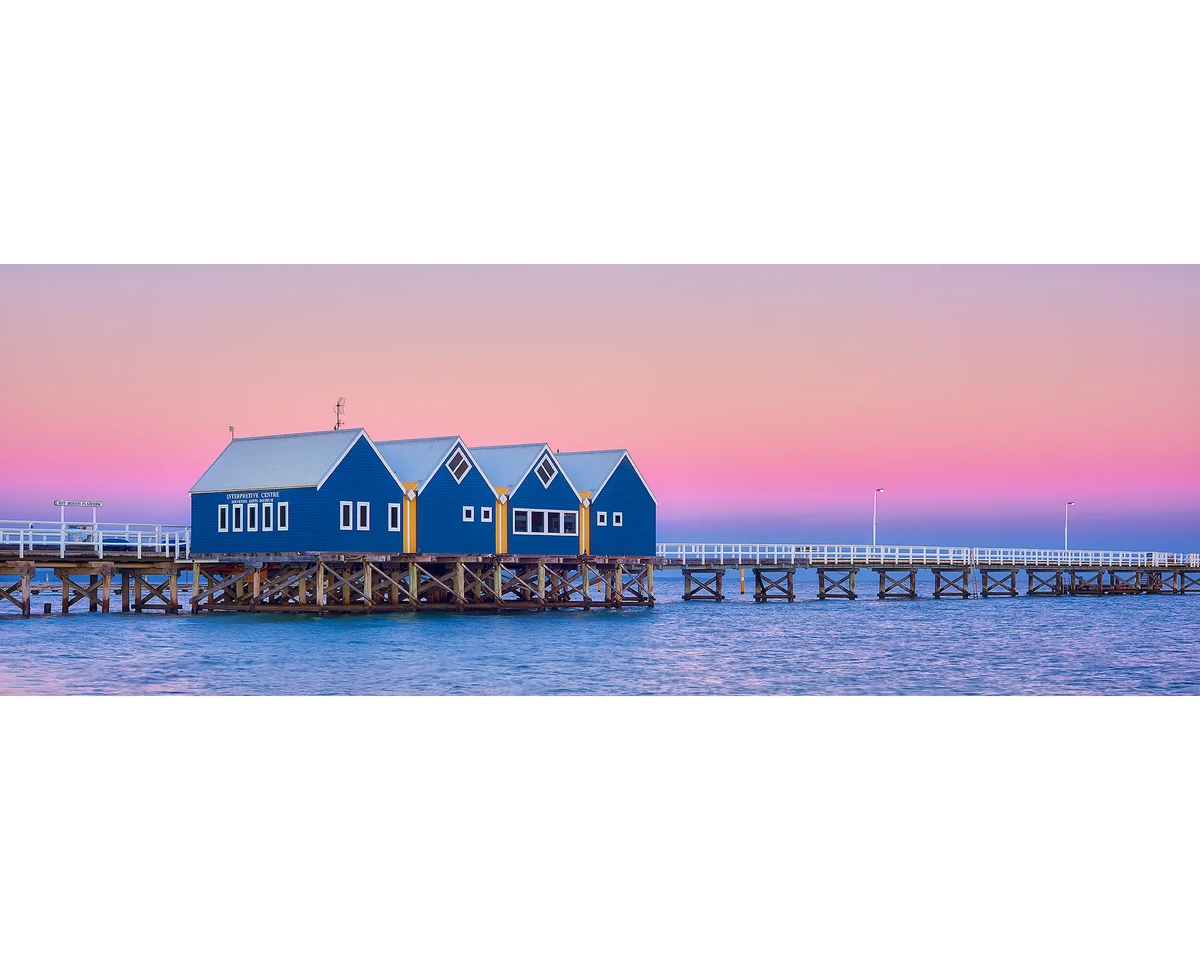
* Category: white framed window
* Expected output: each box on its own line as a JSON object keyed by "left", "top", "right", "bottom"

{"left": 218, "top": 504, "right": 229, "bottom": 532}
{"left": 232, "top": 502, "right": 244, "bottom": 532}
{"left": 357, "top": 502, "right": 370, "bottom": 531}
{"left": 389, "top": 503, "right": 402, "bottom": 532}
{"left": 534, "top": 454, "right": 558, "bottom": 488}
{"left": 481, "top": 506, "right": 493, "bottom": 523}
{"left": 613, "top": 512, "right": 623, "bottom": 527}
{"left": 463, "top": 505, "right": 475, "bottom": 522}
{"left": 246, "top": 502, "right": 258, "bottom": 532}
{"left": 262, "top": 502, "right": 273, "bottom": 531}
{"left": 512, "top": 508, "right": 578, "bottom": 536}
{"left": 597, "top": 511, "right": 607, "bottom": 526}
{"left": 446, "top": 449, "right": 472, "bottom": 483}
{"left": 277, "top": 502, "right": 289, "bottom": 531}
{"left": 340, "top": 501, "right": 353, "bottom": 530}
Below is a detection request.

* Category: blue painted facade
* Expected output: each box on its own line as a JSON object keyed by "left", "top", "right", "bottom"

{"left": 190, "top": 435, "right": 405, "bottom": 555}
{"left": 415, "top": 448, "right": 497, "bottom": 554}
{"left": 507, "top": 467, "right": 582, "bottom": 555}
{"left": 587, "top": 456, "right": 656, "bottom": 557}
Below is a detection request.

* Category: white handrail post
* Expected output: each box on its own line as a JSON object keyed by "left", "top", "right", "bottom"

{"left": 137, "top": 531, "right": 142, "bottom": 560}
{"left": 60, "top": 521, "right": 66, "bottom": 558}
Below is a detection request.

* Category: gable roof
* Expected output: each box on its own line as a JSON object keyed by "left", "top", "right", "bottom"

{"left": 556, "top": 449, "right": 658, "bottom": 505}
{"left": 189, "top": 428, "right": 400, "bottom": 494}
{"left": 470, "top": 443, "right": 580, "bottom": 498}
{"left": 376, "top": 436, "right": 494, "bottom": 494}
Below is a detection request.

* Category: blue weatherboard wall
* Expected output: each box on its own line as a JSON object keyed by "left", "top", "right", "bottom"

{"left": 509, "top": 467, "right": 581, "bottom": 555}
{"left": 190, "top": 435, "right": 405, "bottom": 554}
{"left": 416, "top": 450, "right": 497, "bottom": 554}
{"left": 588, "top": 456, "right": 656, "bottom": 556}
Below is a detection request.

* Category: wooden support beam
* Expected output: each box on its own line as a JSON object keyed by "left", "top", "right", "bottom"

{"left": 1027, "top": 569, "right": 1063, "bottom": 596}
{"left": 682, "top": 567, "right": 724, "bottom": 601}
{"left": 980, "top": 569, "right": 1018, "bottom": 598}
{"left": 877, "top": 568, "right": 917, "bottom": 600}
{"left": 753, "top": 568, "right": 794, "bottom": 602}
{"left": 818, "top": 569, "right": 856, "bottom": 599}
{"left": 122, "top": 572, "right": 131, "bottom": 612}
{"left": 933, "top": 569, "right": 970, "bottom": 599}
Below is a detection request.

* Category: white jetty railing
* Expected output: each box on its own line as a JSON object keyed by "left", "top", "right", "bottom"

{"left": 0, "top": 520, "right": 191, "bottom": 560}
{"left": 657, "top": 544, "right": 1200, "bottom": 568}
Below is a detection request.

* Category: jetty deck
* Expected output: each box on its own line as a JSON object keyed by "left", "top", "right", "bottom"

{"left": 2, "top": 521, "right": 1198, "bottom": 615}
{"left": 657, "top": 543, "right": 1200, "bottom": 600}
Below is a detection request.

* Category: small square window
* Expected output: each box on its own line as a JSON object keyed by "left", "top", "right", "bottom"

{"left": 514, "top": 509, "right": 528, "bottom": 533}
{"left": 564, "top": 512, "right": 577, "bottom": 535}
{"left": 531, "top": 510, "right": 545, "bottom": 533}
{"left": 232, "top": 503, "right": 244, "bottom": 532}
{"left": 463, "top": 505, "right": 475, "bottom": 522}
{"left": 613, "top": 512, "right": 623, "bottom": 527}
{"left": 277, "top": 502, "right": 289, "bottom": 531}
{"left": 389, "top": 503, "right": 402, "bottom": 532}
{"left": 247, "top": 502, "right": 258, "bottom": 532}
{"left": 262, "top": 502, "right": 273, "bottom": 531}
{"left": 481, "top": 507, "right": 493, "bottom": 523}
{"left": 218, "top": 504, "right": 229, "bottom": 532}
{"left": 340, "top": 501, "right": 353, "bottom": 530}
{"left": 357, "top": 502, "right": 370, "bottom": 530}
{"left": 548, "top": 511, "right": 561, "bottom": 534}
{"left": 597, "top": 511, "right": 607, "bottom": 526}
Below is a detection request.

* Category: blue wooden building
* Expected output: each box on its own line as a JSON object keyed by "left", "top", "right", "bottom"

{"left": 556, "top": 450, "right": 657, "bottom": 556}
{"left": 375, "top": 436, "right": 497, "bottom": 554}
{"left": 470, "top": 443, "right": 582, "bottom": 555}
{"left": 189, "top": 429, "right": 405, "bottom": 555}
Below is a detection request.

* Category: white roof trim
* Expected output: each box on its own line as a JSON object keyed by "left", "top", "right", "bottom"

{"left": 513, "top": 444, "right": 581, "bottom": 500}
{"left": 416, "top": 437, "right": 497, "bottom": 496}
{"left": 315, "top": 429, "right": 404, "bottom": 491}
{"left": 568, "top": 450, "right": 659, "bottom": 506}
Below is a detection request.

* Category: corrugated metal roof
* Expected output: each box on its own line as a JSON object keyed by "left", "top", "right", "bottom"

{"left": 556, "top": 450, "right": 626, "bottom": 495}
{"left": 189, "top": 429, "right": 368, "bottom": 493}
{"left": 557, "top": 448, "right": 658, "bottom": 504}
{"left": 376, "top": 436, "right": 459, "bottom": 486}
{"left": 469, "top": 443, "right": 551, "bottom": 491}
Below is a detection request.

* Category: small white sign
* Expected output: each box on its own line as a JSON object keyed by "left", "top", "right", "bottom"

{"left": 54, "top": 500, "right": 103, "bottom": 508}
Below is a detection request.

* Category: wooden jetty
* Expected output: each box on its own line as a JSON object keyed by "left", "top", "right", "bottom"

{"left": 657, "top": 544, "right": 1200, "bottom": 602}
{"left": 4, "top": 522, "right": 1200, "bottom": 616}
{"left": 0, "top": 522, "right": 654, "bottom": 615}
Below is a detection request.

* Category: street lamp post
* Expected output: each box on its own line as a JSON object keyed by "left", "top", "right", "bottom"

{"left": 873, "top": 488, "right": 884, "bottom": 547}
{"left": 1065, "top": 501, "right": 1075, "bottom": 551}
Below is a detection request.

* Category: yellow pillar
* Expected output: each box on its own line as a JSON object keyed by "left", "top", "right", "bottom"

{"left": 579, "top": 493, "right": 591, "bottom": 556}
{"left": 401, "top": 484, "right": 419, "bottom": 553}
{"left": 494, "top": 488, "right": 509, "bottom": 554}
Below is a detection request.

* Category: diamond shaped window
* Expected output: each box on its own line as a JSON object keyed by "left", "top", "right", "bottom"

{"left": 447, "top": 450, "right": 471, "bottom": 483}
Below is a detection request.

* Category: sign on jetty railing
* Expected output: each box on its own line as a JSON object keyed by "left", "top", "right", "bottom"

{"left": 656, "top": 543, "right": 1200, "bottom": 568}
{"left": 0, "top": 520, "right": 191, "bottom": 560}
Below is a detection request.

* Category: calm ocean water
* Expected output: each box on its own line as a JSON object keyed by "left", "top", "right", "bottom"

{"left": 0, "top": 571, "right": 1197, "bottom": 694}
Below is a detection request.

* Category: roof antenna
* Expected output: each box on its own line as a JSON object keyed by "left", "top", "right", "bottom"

{"left": 229, "top": 425, "right": 235, "bottom": 441}
{"left": 334, "top": 397, "right": 346, "bottom": 431}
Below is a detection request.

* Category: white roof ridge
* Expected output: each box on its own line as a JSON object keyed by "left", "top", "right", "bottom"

{"left": 231, "top": 428, "right": 363, "bottom": 442}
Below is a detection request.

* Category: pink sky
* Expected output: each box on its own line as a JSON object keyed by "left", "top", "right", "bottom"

{"left": 3, "top": 266, "right": 1197, "bottom": 548}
